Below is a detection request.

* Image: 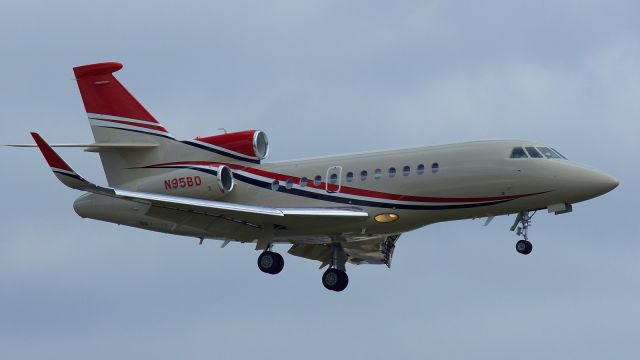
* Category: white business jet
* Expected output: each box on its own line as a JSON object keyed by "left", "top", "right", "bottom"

{"left": 13, "top": 62, "right": 618, "bottom": 291}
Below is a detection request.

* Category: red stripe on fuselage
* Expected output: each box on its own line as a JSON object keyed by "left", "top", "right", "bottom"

{"left": 143, "top": 161, "right": 545, "bottom": 203}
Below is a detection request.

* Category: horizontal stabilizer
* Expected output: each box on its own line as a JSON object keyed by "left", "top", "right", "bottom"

{"left": 5, "top": 142, "right": 159, "bottom": 152}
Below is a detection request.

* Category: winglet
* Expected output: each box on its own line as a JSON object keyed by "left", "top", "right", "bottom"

{"left": 31, "top": 132, "right": 92, "bottom": 190}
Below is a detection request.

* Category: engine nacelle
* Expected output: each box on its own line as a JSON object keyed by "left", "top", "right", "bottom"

{"left": 137, "top": 166, "right": 234, "bottom": 200}
{"left": 195, "top": 130, "right": 269, "bottom": 161}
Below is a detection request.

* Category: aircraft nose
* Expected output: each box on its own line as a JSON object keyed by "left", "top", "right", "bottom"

{"left": 570, "top": 167, "right": 619, "bottom": 200}
{"left": 588, "top": 170, "right": 619, "bottom": 195}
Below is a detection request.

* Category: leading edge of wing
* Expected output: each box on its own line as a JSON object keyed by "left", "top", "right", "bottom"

{"left": 30, "top": 132, "right": 369, "bottom": 224}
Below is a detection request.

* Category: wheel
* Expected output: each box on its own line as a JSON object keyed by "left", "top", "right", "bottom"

{"left": 258, "top": 251, "right": 284, "bottom": 274}
{"left": 515, "top": 240, "right": 533, "bottom": 255}
{"left": 322, "top": 269, "right": 341, "bottom": 291}
{"left": 322, "top": 268, "right": 349, "bottom": 292}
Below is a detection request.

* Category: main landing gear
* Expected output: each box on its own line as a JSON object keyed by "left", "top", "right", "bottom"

{"left": 322, "top": 268, "right": 348, "bottom": 292}
{"left": 322, "top": 243, "right": 349, "bottom": 292}
{"left": 257, "top": 249, "right": 284, "bottom": 275}
{"left": 255, "top": 242, "right": 350, "bottom": 292}
{"left": 511, "top": 210, "right": 535, "bottom": 255}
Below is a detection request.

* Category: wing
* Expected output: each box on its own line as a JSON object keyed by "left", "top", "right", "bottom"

{"left": 288, "top": 234, "right": 401, "bottom": 268}
{"left": 30, "top": 132, "right": 369, "bottom": 230}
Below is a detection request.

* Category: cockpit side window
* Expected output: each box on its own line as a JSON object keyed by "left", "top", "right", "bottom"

{"left": 551, "top": 148, "right": 567, "bottom": 159}
{"left": 525, "top": 147, "right": 543, "bottom": 158}
{"left": 510, "top": 147, "right": 528, "bottom": 158}
{"left": 537, "top": 147, "right": 561, "bottom": 159}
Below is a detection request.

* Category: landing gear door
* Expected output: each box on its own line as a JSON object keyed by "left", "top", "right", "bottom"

{"left": 326, "top": 166, "right": 342, "bottom": 193}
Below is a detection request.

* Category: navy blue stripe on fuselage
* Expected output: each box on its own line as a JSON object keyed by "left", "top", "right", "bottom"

{"left": 141, "top": 165, "right": 516, "bottom": 210}
{"left": 181, "top": 141, "right": 261, "bottom": 164}
{"left": 148, "top": 166, "right": 219, "bottom": 177}
{"left": 232, "top": 173, "right": 510, "bottom": 210}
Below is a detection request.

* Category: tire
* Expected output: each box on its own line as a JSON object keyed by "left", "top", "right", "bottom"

{"left": 516, "top": 240, "right": 533, "bottom": 255}
{"left": 524, "top": 240, "right": 533, "bottom": 255}
{"left": 333, "top": 270, "right": 349, "bottom": 292}
{"left": 270, "top": 252, "right": 284, "bottom": 274}
{"left": 322, "top": 269, "right": 349, "bottom": 292}
{"left": 258, "top": 251, "right": 284, "bottom": 274}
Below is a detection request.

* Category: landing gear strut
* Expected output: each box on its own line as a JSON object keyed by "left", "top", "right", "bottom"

{"left": 257, "top": 248, "right": 284, "bottom": 275}
{"left": 322, "top": 243, "right": 349, "bottom": 292}
{"left": 511, "top": 210, "right": 535, "bottom": 255}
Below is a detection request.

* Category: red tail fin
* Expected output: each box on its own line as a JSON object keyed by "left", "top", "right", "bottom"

{"left": 73, "top": 62, "right": 160, "bottom": 124}
{"left": 72, "top": 62, "right": 173, "bottom": 187}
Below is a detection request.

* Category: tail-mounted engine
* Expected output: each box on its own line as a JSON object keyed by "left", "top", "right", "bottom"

{"left": 137, "top": 165, "right": 234, "bottom": 200}
{"left": 193, "top": 130, "right": 269, "bottom": 163}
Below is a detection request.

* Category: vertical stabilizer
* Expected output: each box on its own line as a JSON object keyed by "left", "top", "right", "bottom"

{"left": 73, "top": 62, "right": 174, "bottom": 187}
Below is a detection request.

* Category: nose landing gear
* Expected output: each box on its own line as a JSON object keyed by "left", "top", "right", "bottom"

{"left": 511, "top": 210, "right": 535, "bottom": 255}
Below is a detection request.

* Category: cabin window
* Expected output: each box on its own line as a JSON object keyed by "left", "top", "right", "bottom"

{"left": 417, "top": 164, "right": 425, "bottom": 175}
{"left": 525, "top": 147, "right": 543, "bottom": 158}
{"left": 510, "top": 147, "right": 528, "bottom": 158}
{"left": 537, "top": 147, "right": 561, "bottom": 159}
{"left": 360, "top": 170, "right": 368, "bottom": 181}
{"left": 329, "top": 173, "right": 338, "bottom": 184}
{"left": 403, "top": 166, "right": 410, "bottom": 176}
{"left": 299, "top": 177, "right": 308, "bottom": 187}
{"left": 285, "top": 178, "right": 294, "bottom": 189}
{"left": 374, "top": 169, "right": 382, "bottom": 179}
{"left": 388, "top": 167, "right": 396, "bottom": 178}
{"left": 345, "top": 172, "right": 354, "bottom": 182}
{"left": 431, "top": 162, "right": 439, "bottom": 173}
{"left": 271, "top": 180, "right": 280, "bottom": 190}
{"left": 313, "top": 175, "right": 322, "bottom": 186}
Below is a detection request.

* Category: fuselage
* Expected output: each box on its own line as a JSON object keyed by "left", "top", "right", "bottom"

{"left": 28, "top": 61, "right": 620, "bottom": 291}
{"left": 73, "top": 139, "right": 618, "bottom": 244}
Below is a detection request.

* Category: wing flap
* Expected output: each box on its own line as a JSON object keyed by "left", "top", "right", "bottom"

{"left": 288, "top": 234, "right": 401, "bottom": 267}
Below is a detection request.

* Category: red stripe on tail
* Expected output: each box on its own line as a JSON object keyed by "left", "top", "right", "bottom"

{"left": 73, "top": 62, "right": 158, "bottom": 123}
{"left": 30, "top": 132, "right": 74, "bottom": 172}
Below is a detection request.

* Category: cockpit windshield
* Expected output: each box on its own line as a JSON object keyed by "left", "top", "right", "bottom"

{"left": 510, "top": 146, "right": 568, "bottom": 159}
{"left": 537, "top": 147, "right": 561, "bottom": 159}
{"left": 510, "top": 147, "right": 528, "bottom": 158}
{"left": 525, "top": 147, "right": 543, "bottom": 158}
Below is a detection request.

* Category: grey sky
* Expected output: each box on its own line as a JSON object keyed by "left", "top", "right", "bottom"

{"left": 0, "top": 1, "right": 638, "bottom": 359}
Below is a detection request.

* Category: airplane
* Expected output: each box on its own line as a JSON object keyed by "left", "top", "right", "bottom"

{"left": 13, "top": 62, "right": 618, "bottom": 292}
